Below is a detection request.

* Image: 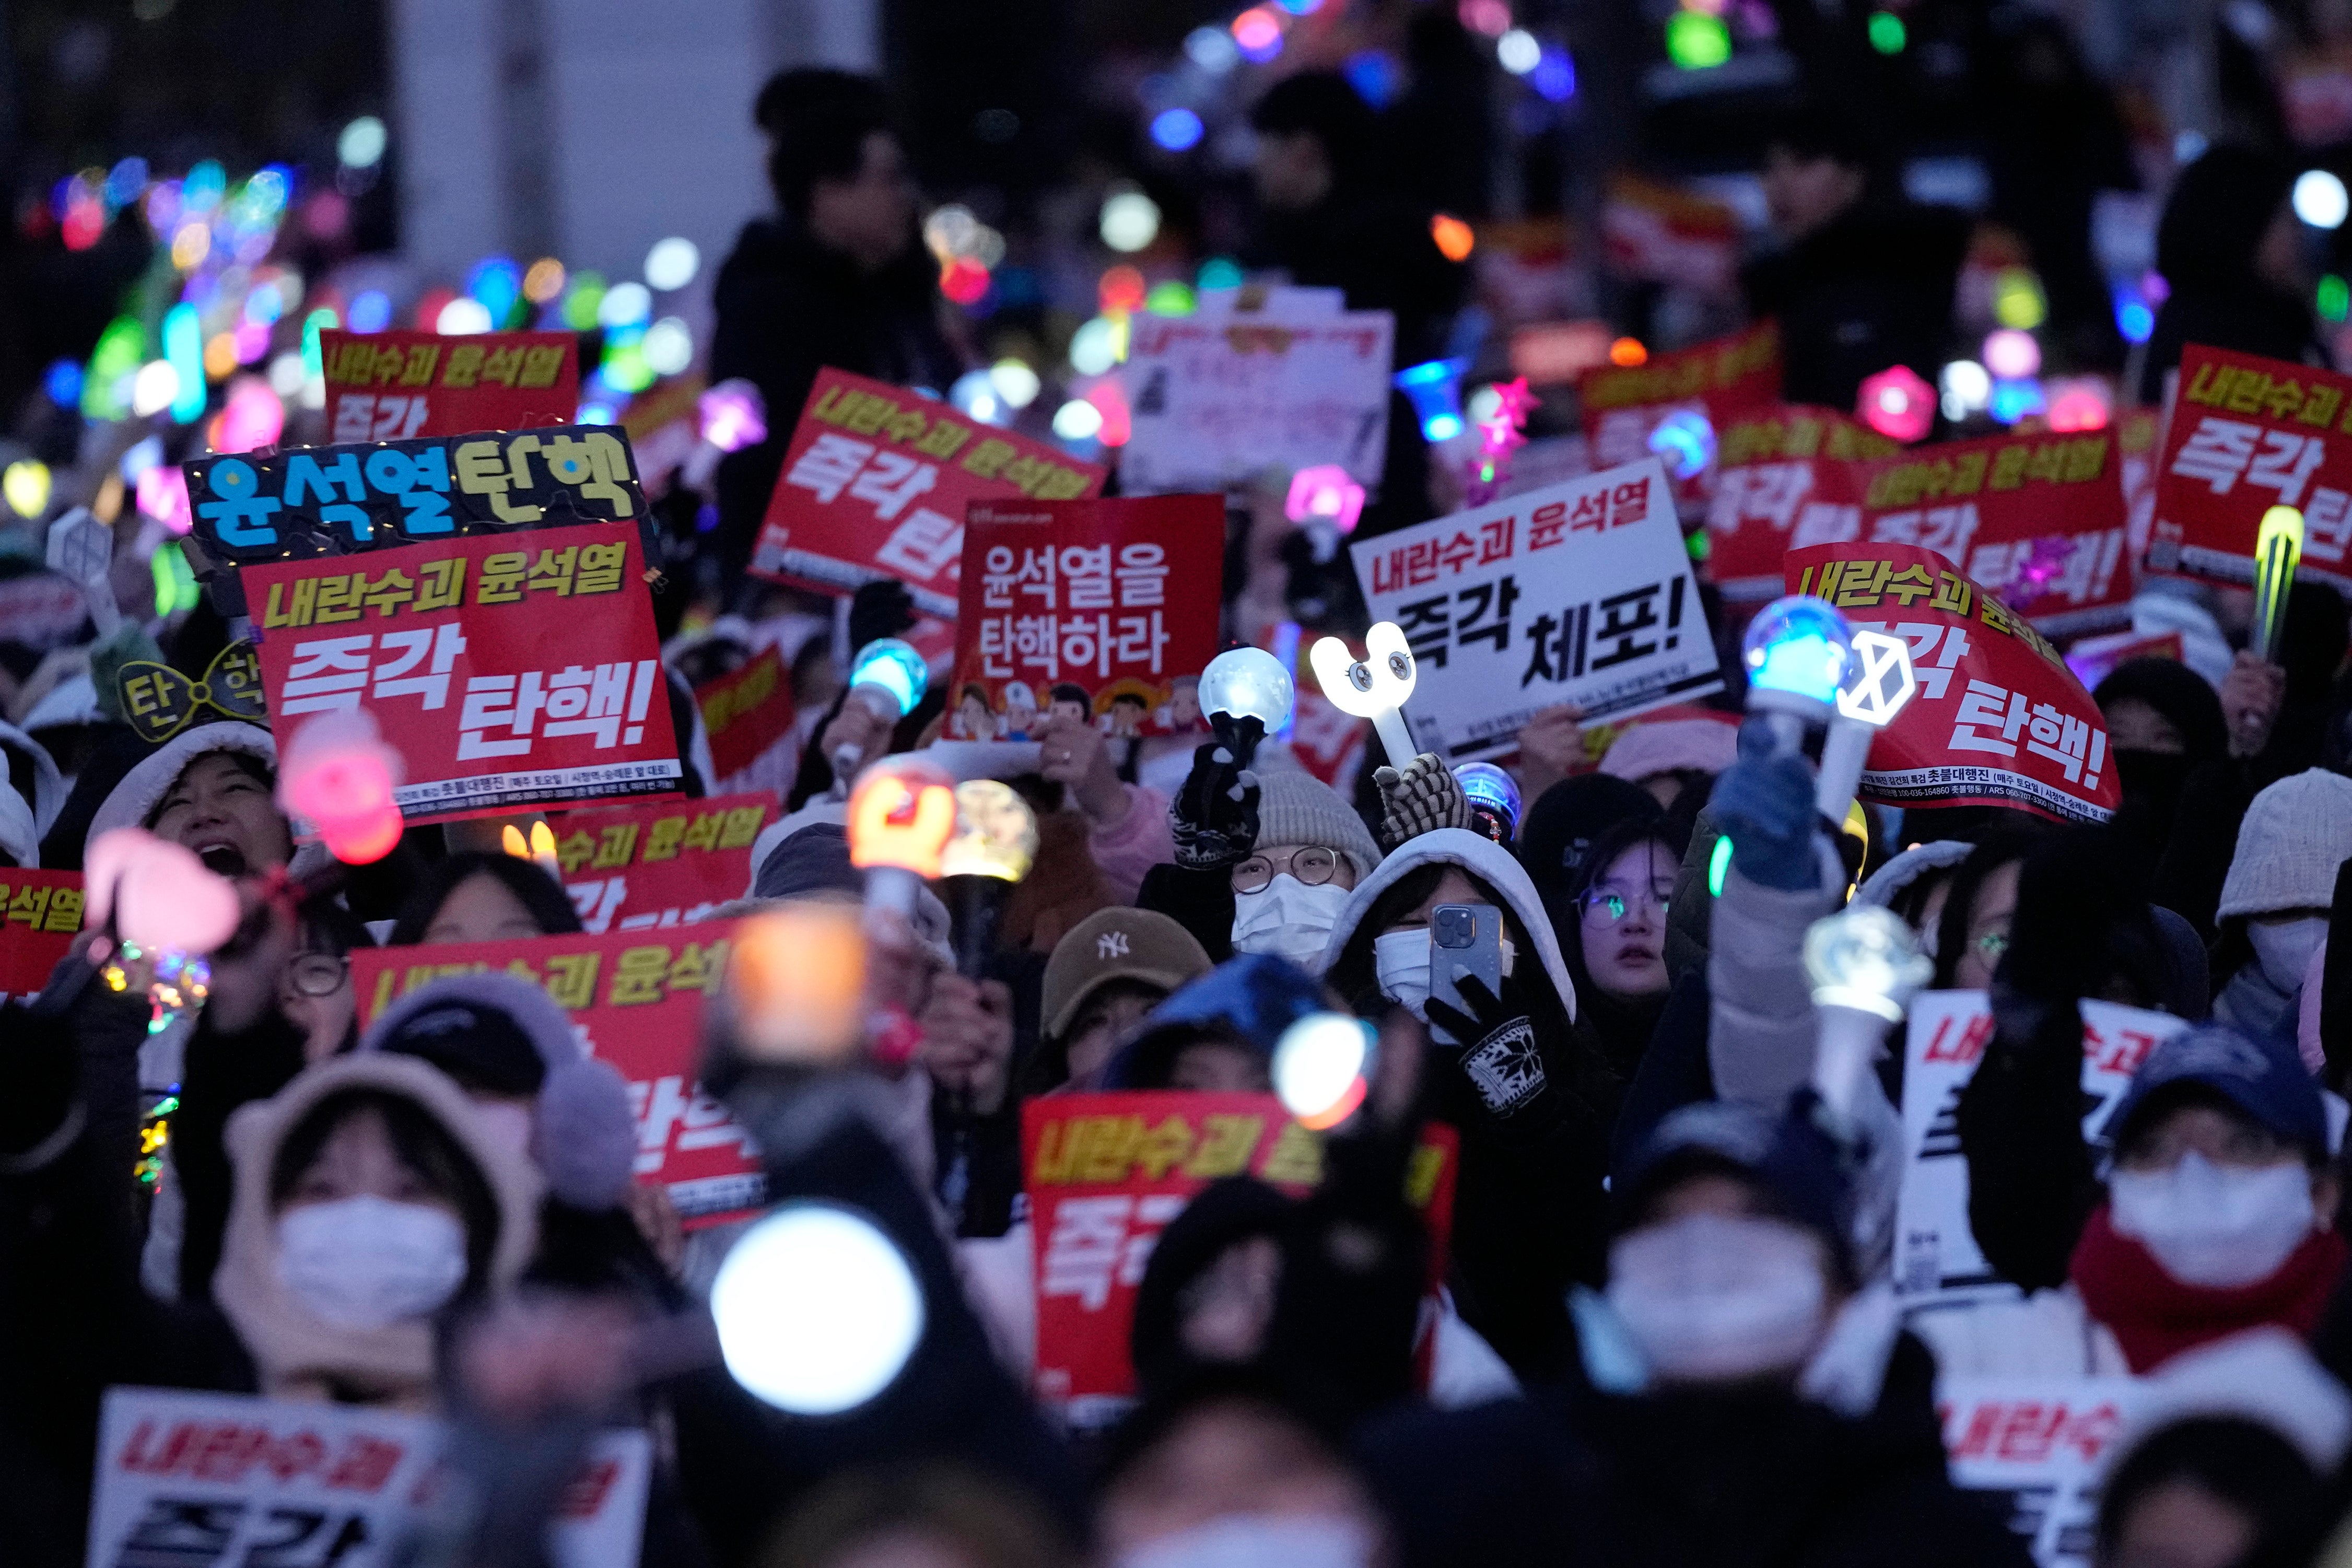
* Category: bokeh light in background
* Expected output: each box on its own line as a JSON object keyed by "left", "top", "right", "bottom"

{"left": 1099, "top": 189, "right": 1161, "bottom": 252}
{"left": 1982, "top": 328, "right": 2040, "bottom": 380}
{"left": 1497, "top": 28, "right": 1541, "bottom": 72}
{"left": 1231, "top": 7, "right": 1284, "bottom": 62}
{"left": 336, "top": 116, "right": 388, "bottom": 169}
{"left": 2296, "top": 169, "right": 2350, "bottom": 229}
{"left": 1150, "top": 108, "right": 1204, "bottom": 151}
{"left": 645, "top": 236, "right": 700, "bottom": 290}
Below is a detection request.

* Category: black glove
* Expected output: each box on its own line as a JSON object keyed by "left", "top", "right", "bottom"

{"left": 1424, "top": 972, "right": 1553, "bottom": 1121}
{"left": 1171, "top": 717, "right": 1263, "bottom": 870}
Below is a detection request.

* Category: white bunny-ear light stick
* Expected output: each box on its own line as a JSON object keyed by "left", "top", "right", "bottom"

{"left": 1310, "top": 621, "right": 1419, "bottom": 766}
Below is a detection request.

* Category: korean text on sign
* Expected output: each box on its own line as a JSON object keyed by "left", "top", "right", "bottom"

{"left": 0, "top": 870, "right": 83, "bottom": 1000}
{"left": 1578, "top": 322, "right": 1782, "bottom": 503}
{"left": 1119, "top": 302, "right": 1396, "bottom": 494}
{"left": 246, "top": 523, "right": 681, "bottom": 823}
{"left": 752, "top": 367, "right": 1105, "bottom": 615}
{"left": 1939, "top": 1377, "right": 2146, "bottom": 1568}
{"left": 185, "top": 425, "right": 646, "bottom": 566}
{"left": 1787, "top": 541, "right": 2120, "bottom": 824}
{"left": 1349, "top": 458, "right": 1722, "bottom": 762}
{"left": 1702, "top": 405, "right": 1894, "bottom": 601}
{"left": 87, "top": 1386, "right": 651, "bottom": 1568}
{"left": 551, "top": 793, "right": 772, "bottom": 935}
{"left": 2149, "top": 343, "right": 2352, "bottom": 592}
{"left": 1024, "top": 1092, "right": 1455, "bottom": 1427}
{"left": 319, "top": 329, "right": 579, "bottom": 443}
{"left": 1805, "top": 432, "right": 2132, "bottom": 636}
{"left": 1896, "top": 991, "right": 2184, "bottom": 1307}
{"left": 354, "top": 925, "right": 760, "bottom": 1229}
{"left": 951, "top": 494, "right": 1222, "bottom": 741}
{"left": 694, "top": 646, "right": 797, "bottom": 780}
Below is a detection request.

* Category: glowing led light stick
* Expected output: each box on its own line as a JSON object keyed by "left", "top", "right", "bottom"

{"left": 2252, "top": 505, "right": 2304, "bottom": 664}
{"left": 724, "top": 904, "right": 868, "bottom": 1066}
{"left": 1818, "top": 627, "right": 1917, "bottom": 820}
{"left": 938, "top": 780, "right": 1038, "bottom": 978}
{"left": 711, "top": 1201, "right": 925, "bottom": 1414}
{"left": 1198, "top": 645, "right": 1294, "bottom": 769}
{"left": 1803, "top": 904, "right": 1930, "bottom": 1128}
{"left": 847, "top": 756, "right": 957, "bottom": 921}
{"left": 1272, "top": 1011, "right": 1378, "bottom": 1131}
{"left": 277, "top": 708, "right": 404, "bottom": 865}
{"left": 833, "top": 638, "right": 928, "bottom": 789}
{"left": 1310, "top": 622, "right": 1419, "bottom": 766}
{"left": 84, "top": 827, "right": 242, "bottom": 1037}
{"left": 499, "top": 819, "right": 561, "bottom": 877}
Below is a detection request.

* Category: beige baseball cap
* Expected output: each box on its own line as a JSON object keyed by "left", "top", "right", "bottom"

{"left": 1042, "top": 906, "right": 1213, "bottom": 1042}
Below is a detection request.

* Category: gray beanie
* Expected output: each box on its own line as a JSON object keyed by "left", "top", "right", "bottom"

{"left": 1255, "top": 768, "right": 1382, "bottom": 880}
{"left": 2218, "top": 769, "right": 2352, "bottom": 920}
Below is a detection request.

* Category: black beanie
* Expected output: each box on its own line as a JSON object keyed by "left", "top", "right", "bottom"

{"left": 376, "top": 1002, "right": 546, "bottom": 1097}
{"left": 2094, "top": 657, "right": 2229, "bottom": 764}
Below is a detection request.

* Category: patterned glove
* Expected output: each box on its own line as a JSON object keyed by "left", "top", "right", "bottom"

{"left": 1374, "top": 753, "right": 1471, "bottom": 851}
{"left": 1423, "top": 972, "right": 1554, "bottom": 1121}
{"left": 1171, "top": 728, "right": 1262, "bottom": 870}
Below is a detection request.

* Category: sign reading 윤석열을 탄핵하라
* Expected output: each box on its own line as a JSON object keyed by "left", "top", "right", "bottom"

{"left": 183, "top": 426, "right": 683, "bottom": 822}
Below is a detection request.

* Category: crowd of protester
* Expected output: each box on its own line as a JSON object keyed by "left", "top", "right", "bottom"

{"left": 17, "top": 20, "right": 2352, "bottom": 1568}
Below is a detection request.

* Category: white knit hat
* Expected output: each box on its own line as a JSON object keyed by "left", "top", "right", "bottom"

{"left": 2217, "top": 768, "right": 2352, "bottom": 920}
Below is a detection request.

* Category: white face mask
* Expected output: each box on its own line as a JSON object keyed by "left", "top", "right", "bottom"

{"left": 1119, "top": 1515, "right": 1374, "bottom": 1568}
{"left": 1232, "top": 875, "right": 1353, "bottom": 969}
{"left": 1606, "top": 1212, "right": 1829, "bottom": 1384}
{"left": 275, "top": 1193, "right": 468, "bottom": 1330}
{"left": 1373, "top": 928, "right": 1432, "bottom": 1020}
{"left": 1372, "top": 926, "right": 1517, "bottom": 1023}
{"left": 2107, "top": 1151, "right": 2316, "bottom": 1288}
{"left": 2249, "top": 916, "right": 2328, "bottom": 993}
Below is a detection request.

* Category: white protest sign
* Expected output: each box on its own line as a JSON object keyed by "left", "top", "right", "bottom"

{"left": 86, "top": 1386, "right": 650, "bottom": 1568}
{"left": 1895, "top": 991, "right": 2185, "bottom": 1305}
{"left": 46, "top": 506, "right": 122, "bottom": 637}
{"left": 1120, "top": 306, "right": 1394, "bottom": 494}
{"left": 1345, "top": 457, "right": 1723, "bottom": 761}
{"left": 1939, "top": 1375, "right": 2146, "bottom": 1568}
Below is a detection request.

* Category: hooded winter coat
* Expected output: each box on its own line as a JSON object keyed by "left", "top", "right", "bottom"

{"left": 0, "top": 1042, "right": 538, "bottom": 1564}
{"left": 1317, "top": 829, "right": 1607, "bottom": 1375}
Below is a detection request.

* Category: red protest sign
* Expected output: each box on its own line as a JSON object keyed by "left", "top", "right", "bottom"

{"left": 751, "top": 368, "right": 1107, "bottom": 616}
{"left": 2147, "top": 345, "right": 2352, "bottom": 592}
{"left": 695, "top": 646, "right": 795, "bottom": 779}
{"left": 319, "top": 330, "right": 578, "bottom": 442}
{"left": 1835, "top": 430, "right": 2134, "bottom": 636}
{"left": 0, "top": 870, "right": 83, "bottom": 999}
{"left": 951, "top": 494, "right": 1223, "bottom": 740}
{"left": 1024, "top": 1092, "right": 1457, "bottom": 1420}
{"left": 1703, "top": 406, "right": 1894, "bottom": 601}
{"left": 355, "top": 925, "right": 760, "bottom": 1230}
{"left": 551, "top": 793, "right": 772, "bottom": 933}
{"left": 1786, "top": 542, "right": 2120, "bottom": 823}
{"left": 247, "top": 522, "right": 681, "bottom": 822}
{"left": 1577, "top": 321, "right": 1782, "bottom": 485}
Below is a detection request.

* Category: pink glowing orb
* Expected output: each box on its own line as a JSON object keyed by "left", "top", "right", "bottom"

{"left": 1857, "top": 365, "right": 1936, "bottom": 443}
{"left": 1285, "top": 464, "right": 1367, "bottom": 532}
{"left": 278, "top": 708, "right": 407, "bottom": 865}
{"left": 85, "top": 828, "right": 242, "bottom": 954}
{"left": 698, "top": 379, "right": 768, "bottom": 453}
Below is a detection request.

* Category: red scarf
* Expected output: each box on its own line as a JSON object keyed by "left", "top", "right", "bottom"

{"left": 2070, "top": 1203, "right": 2346, "bottom": 1373}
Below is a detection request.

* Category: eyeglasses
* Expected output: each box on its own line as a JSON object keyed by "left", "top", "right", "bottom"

{"left": 1233, "top": 845, "right": 1340, "bottom": 895}
{"left": 1579, "top": 885, "right": 1671, "bottom": 925}
{"left": 283, "top": 951, "right": 348, "bottom": 997}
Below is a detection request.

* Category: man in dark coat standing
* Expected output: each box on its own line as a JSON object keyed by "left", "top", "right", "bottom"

{"left": 707, "top": 69, "right": 964, "bottom": 598}
{"left": 1740, "top": 104, "right": 1969, "bottom": 418}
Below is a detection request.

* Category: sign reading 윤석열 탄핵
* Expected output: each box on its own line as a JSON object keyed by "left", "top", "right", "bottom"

{"left": 1347, "top": 457, "right": 1723, "bottom": 761}
{"left": 184, "top": 425, "right": 647, "bottom": 567}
